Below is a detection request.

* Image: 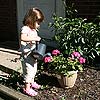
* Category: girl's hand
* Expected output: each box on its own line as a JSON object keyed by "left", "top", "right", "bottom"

{"left": 37, "top": 36, "right": 41, "bottom": 41}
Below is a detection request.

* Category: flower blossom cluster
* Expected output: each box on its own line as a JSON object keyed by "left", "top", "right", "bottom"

{"left": 71, "top": 51, "right": 86, "bottom": 64}
{"left": 43, "top": 49, "right": 60, "bottom": 63}
{"left": 52, "top": 49, "right": 60, "bottom": 56}
{"left": 43, "top": 50, "right": 86, "bottom": 64}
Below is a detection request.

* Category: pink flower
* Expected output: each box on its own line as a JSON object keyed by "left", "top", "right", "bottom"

{"left": 79, "top": 57, "right": 86, "bottom": 64}
{"left": 52, "top": 49, "right": 60, "bottom": 56}
{"left": 72, "top": 51, "right": 81, "bottom": 58}
{"left": 44, "top": 56, "right": 52, "bottom": 63}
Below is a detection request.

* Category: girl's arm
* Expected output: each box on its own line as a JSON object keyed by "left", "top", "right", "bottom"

{"left": 21, "top": 33, "right": 41, "bottom": 42}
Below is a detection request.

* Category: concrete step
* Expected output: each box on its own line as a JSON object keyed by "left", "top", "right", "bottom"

{"left": 0, "top": 48, "right": 36, "bottom": 100}
{"left": 0, "top": 48, "right": 22, "bottom": 74}
{"left": 0, "top": 84, "right": 34, "bottom": 100}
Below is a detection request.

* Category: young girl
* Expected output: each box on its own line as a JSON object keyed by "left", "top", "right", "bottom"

{"left": 20, "top": 7, "right": 44, "bottom": 96}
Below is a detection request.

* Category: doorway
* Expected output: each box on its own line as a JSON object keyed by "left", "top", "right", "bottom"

{"left": 0, "top": 0, "right": 18, "bottom": 49}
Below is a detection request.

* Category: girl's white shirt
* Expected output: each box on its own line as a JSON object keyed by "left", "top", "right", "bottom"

{"left": 20, "top": 26, "right": 38, "bottom": 53}
{"left": 21, "top": 26, "right": 38, "bottom": 36}
{"left": 21, "top": 26, "right": 38, "bottom": 46}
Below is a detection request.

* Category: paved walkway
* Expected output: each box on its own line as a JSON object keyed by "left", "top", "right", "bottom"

{"left": 0, "top": 48, "right": 35, "bottom": 100}
{"left": 0, "top": 48, "right": 22, "bottom": 74}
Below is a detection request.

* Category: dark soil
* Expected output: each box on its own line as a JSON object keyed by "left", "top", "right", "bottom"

{"left": 1, "top": 67, "right": 100, "bottom": 100}
{"left": 33, "top": 67, "right": 100, "bottom": 100}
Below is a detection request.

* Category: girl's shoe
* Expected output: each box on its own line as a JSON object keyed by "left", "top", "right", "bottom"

{"left": 31, "top": 82, "right": 41, "bottom": 89}
{"left": 23, "top": 88, "right": 37, "bottom": 96}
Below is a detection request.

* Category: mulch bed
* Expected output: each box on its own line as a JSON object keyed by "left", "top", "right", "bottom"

{"left": 33, "top": 67, "right": 100, "bottom": 100}
{"left": 1, "top": 67, "right": 99, "bottom": 100}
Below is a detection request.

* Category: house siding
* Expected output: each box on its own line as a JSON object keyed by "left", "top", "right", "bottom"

{"left": 66, "top": 0, "right": 100, "bottom": 20}
{"left": 0, "top": 0, "right": 100, "bottom": 41}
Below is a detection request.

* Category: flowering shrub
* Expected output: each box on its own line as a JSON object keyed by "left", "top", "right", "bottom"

{"left": 42, "top": 49, "right": 86, "bottom": 76}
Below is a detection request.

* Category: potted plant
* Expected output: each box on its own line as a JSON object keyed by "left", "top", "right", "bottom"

{"left": 42, "top": 49, "right": 86, "bottom": 88}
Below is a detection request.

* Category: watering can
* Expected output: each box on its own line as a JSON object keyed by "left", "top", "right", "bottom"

{"left": 32, "top": 42, "right": 46, "bottom": 60}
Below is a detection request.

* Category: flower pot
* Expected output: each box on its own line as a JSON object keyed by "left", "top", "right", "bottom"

{"left": 56, "top": 71, "right": 78, "bottom": 88}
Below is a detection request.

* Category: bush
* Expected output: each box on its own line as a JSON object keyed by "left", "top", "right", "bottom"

{"left": 49, "top": 1, "right": 100, "bottom": 65}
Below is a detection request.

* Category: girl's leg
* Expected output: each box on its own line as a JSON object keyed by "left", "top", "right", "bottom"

{"left": 22, "top": 55, "right": 38, "bottom": 96}
{"left": 31, "top": 61, "right": 41, "bottom": 89}
{"left": 31, "top": 61, "right": 37, "bottom": 83}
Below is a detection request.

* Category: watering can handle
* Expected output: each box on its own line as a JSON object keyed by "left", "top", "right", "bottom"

{"left": 36, "top": 41, "right": 39, "bottom": 50}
